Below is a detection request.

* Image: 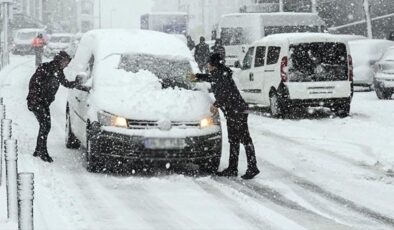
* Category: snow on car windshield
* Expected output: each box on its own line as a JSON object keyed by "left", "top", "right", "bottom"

{"left": 289, "top": 42, "right": 348, "bottom": 82}
{"left": 119, "top": 54, "right": 193, "bottom": 89}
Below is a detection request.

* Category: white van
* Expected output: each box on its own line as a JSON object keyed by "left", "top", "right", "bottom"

{"left": 234, "top": 33, "right": 353, "bottom": 117}
{"left": 218, "top": 13, "right": 326, "bottom": 66}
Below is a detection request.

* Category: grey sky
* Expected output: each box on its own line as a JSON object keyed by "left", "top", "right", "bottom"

{"left": 95, "top": 0, "right": 153, "bottom": 29}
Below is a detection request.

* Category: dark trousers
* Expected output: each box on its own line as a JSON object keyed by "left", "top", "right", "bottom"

{"left": 226, "top": 112, "right": 258, "bottom": 170}
{"left": 28, "top": 103, "right": 51, "bottom": 154}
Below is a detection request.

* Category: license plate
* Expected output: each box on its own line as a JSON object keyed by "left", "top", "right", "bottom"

{"left": 144, "top": 138, "right": 186, "bottom": 149}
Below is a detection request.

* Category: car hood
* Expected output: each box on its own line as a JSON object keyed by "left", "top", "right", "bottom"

{"left": 89, "top": 70, "right": 213, "bottom": 121}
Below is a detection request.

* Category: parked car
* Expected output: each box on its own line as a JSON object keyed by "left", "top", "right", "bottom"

{"left": 348, "top": 39, "right": 394, "bottom": 89}
{"left": 12, "top": 28, "right": 46, "bottom": 55}
{"left": 374, "top": 47, "right": 394, "bottom": 99}
{"left": 44, "top": 33, "right": 74, "bottom": 57}
{"left": 233, "top": 33, "right": 353, "bottom": 117}
{"left": 64, "top": 29, "right": 222, "bottom": 173}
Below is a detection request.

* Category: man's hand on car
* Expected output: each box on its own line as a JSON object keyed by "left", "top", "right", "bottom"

{"left": 186, "top": 73, "right": 198, "bottom": 82}
{"left": 210, "top": 105, "right": 219, "bottom": 115}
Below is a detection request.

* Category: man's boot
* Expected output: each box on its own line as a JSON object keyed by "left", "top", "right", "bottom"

{"left": 217, "top": 143, "right": 239, "bottom": 177}
{"left": 39, "top": 153, "right": 53, "bottom": 163}
{"left": 241, "top": 144, "right": 260, "bottom": 180}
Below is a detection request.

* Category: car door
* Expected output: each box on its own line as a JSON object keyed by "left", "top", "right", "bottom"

{"left": 238, "top": 46, "right": 255, "bottom": 102}
{"left": 72, "top": 55, "right": 94, "bottom": 143}
{"left": 249, "top": 45, "right": 266, "bottom": 104}
{"left": 263, "top": 46, "right": 281, "bottom": 105}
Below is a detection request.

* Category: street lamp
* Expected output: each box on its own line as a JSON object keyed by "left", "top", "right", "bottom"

{"left": 0, "top": 0, "right": 13, "bottom": 68}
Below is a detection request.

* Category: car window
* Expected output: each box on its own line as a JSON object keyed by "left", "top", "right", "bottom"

{"left": 267, "top": 46, "right": 281, "bottom": 65}
{"left": 254, "top": 46, "right": 266, "bottom": 67}
{"left": 242, "top": 47, "right": 255, "bottom": 70}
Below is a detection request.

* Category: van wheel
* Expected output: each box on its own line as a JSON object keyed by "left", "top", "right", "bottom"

{"left": 269, "top": 92, "right": 283, "bottom": 118}
{"left": 332, "top": 102, "right": 351, "bottom": 118}
{"left": 86, "top": 135, "right": 104, "bottom": 173}
{"left": 376, "top": 88, "right": 392, "bottom": 100}
{"left": 65, "top": 106, "right": 81, "bottom": 149}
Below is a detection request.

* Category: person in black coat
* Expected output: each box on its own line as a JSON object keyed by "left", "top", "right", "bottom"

{"left": 27, "top": 51, "right": 89, "bottom": 162}
{"left": 188, "top": 53, "right": 260, "bottom": 179}
{"left": 211, "top": 38, "right": 226, "bottom": 62}
{"left": 194, "top": 36, "right": 210, "bottom": 73}
{"left": 186, "top": 35, "right": 195, "bottom": 51}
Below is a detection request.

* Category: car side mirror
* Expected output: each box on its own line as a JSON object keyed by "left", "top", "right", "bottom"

{"left": 234, "top": 60, "right": 241, "bottom": 69}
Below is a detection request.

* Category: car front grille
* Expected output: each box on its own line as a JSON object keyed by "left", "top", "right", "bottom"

{"left": 127, "top": 119, "right": 200, "bottom": 129}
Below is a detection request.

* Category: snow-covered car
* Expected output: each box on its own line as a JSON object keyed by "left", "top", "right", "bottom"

{"left": 374, "top": 47, "right": 394, "bottom": 99}
{"left": 234, "top": 33, "right": 354, "bottom": 117}
{"left": 44, "top": 33, "right": 74, "bottom": 57}
{"left": 12, "top": 28, "right": 46, "bottom": 55}
{"left": 64, "top": 29, "right": 222, "bottom": 173}
{"left": 349, "top": 39, "right": 394, "bottom": 89}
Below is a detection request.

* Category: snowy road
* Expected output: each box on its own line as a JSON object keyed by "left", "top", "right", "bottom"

{"left": 1, "top": 55, "right": 394, "bottom": 230}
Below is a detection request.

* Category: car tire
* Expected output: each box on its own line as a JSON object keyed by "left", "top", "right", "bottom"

{"left": 199, "top": 156, "right": 221, "bottom": 174}
{"left": 269, "top": 92, "right": 283, "bottom": 118}
{"left": 332, "top": 101, "right": 351, "bottom": 118}
{"left": 376, "top": 88, "right": 392, "bottom": 100}
{"left": 86, "top": 135, "right": 104, "bottom": 173}
{"left": 65, "top": 106, "right": 81, "bottom": 149}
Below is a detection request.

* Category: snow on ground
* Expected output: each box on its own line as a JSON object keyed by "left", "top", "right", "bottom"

{"left": 1, "top": 55, "right": 394, "bottom": 230}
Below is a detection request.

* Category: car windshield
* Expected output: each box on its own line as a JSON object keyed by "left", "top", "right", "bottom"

{"left": 17, "top": 32, "right": 37, "bottom": 40}
{"left": 50, "top": 36, "right": 71, "bottom": 43}
{"left": 289, "top": 42, "right": 348, "bottom": 82}
{"left": 119, "top": 54, "right": 193, "bottom": 89}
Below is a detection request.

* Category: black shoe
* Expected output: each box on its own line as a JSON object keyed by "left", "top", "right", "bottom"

{"left": 33, "top": 151, "right": 39, "bottom": 157}
{"left": 216, "top": 168, "right": 238, "bottom": 177}
{"left": 39, "top": 154, "right": 53, "bottom": 163}
{"left": 241, "top": 168, "right": 260, "bottom": 180}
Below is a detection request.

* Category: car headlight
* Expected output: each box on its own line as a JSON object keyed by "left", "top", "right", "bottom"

{"left": 200, "top": 115, "right": 219, "bottom": 129}
{"left": 97, "top": 111, "right": 128, "bottom": 128}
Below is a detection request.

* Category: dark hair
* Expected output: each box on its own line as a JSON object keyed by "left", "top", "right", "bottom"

{"left": 200, "top": 36, "right": 205, "bottom": 42}
{"left": 54, "top": 51, "right": 71, "bottom": 62}
{"left": 208, "top": 53, "right": 223, "bottom": 67}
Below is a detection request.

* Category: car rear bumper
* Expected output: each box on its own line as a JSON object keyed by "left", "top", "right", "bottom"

{"left": 285, "top": 97, "right": 351, "bottom": 108}
{"left": 89, "top": 125, "right": 222, "bottom": 163}
{"left": 374, "top": 77, "right": 394, "bottom": 90}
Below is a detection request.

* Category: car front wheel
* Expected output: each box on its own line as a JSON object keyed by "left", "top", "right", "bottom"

{"left": 376, "top": 88, "right": 392, "bottom": 100}
{"left": 65, "top": 106, "right": 81, "bottom": 149}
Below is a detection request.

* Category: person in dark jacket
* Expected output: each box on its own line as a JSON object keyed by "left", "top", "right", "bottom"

{"left": 188, "top": 53, "right": 260, "bottom": 179}
{"left": 194, "top": 36, "right": 210, "bottom": 73}
{"left": 186, "top": 35, "right": 195, "bottom": 51}
{"left": 27, "top": 51, "right": 89, "bottom": 162}
{"left": 211, "top": 38, "right": 226, "bottom": 62}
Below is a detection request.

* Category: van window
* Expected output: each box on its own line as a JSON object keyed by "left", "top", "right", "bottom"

{"left": 242, "top": 47, "right": 255, "bottom": 70}
{"left": 221, "top": 27, "right": 252, "bottom": 46}
{"left": 267, "top": 47, "right": 281, "bottom": 65}
{"left": 255, "top": 46, "right": 266, "bottom": 67}
{"left": 289, "top": 42, "right": 348, "bottom": 82}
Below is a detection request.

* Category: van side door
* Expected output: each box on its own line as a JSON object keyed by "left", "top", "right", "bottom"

{"left": 263, "top": 46, "right": 281, "bottom": 104}
{"left": 238, "top": 46, "right": 255, "bottom": 102}
{"left": 251, "top": 45, "right": 266, "bottom": 104}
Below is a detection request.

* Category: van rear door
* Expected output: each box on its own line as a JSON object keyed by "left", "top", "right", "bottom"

{"left": 286, "top": 42, "right": 352, "bottom": 99}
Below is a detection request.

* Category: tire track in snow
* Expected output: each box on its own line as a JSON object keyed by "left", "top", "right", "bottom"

{"left": 260, "top": 128, "right": 392, "bottom": 178}
{"left": 194, "top": 179, "right": 270, "bottom": 229}
{"left": 261, "top": 160, "right": 394, "bottom": 228}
